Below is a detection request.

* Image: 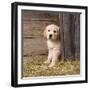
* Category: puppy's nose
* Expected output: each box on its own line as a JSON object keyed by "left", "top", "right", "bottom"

{"left": 49, "top": 34, "right": 52, "bottom": 38}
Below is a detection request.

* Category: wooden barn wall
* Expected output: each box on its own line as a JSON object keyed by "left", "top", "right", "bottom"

{"left": 62, "top": 13, "right": 80, "bottom": 60}
{"left": 22, "top": 10, "right": 59, "bottom": 57}
{"left": 22, "top": 10, "right": 80, "bottom": 60}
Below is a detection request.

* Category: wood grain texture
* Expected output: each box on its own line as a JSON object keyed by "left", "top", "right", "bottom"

{"left": 62, "top": 13, "right": 80, "bottom": 60}
{"left": 22, "top": 10, "right": 59, "bottom": 56}
{"left": 74, "top": 14, "right": 80, "bottom": 60}
{"left": 63, "top": 13, "right": 74, "bottom": 60}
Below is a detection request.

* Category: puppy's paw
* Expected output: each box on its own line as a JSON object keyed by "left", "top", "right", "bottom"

{"left": 44, "top": 60, "right": 50, "bottom": 64}
{"left": 48, "top": 63, "right": 55, "bottom": 67}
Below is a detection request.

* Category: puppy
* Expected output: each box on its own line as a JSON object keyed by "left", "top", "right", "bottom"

{"left": 44, "top": 24, "right": 61, "bottom": 67}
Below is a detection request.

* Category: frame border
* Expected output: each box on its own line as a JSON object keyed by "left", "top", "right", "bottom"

{"left": 11, "top": 2, "right": 88, "bottom": 87}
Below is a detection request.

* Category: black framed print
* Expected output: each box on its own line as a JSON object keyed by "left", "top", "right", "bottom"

{"left": 11, "top": 2, "right": 88, "bottom": 87}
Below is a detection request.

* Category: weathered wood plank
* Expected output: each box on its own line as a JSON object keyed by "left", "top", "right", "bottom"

{"left": 74, "top": 14, "right": 80, "bottom": 60}
{"left": 22, "top": 10, "right": 59, "bottom": 38}
{"left": 58, "top": 13, "right": 65, "bottom": 60}
{"left": 62, "top": 13, "right": 80, "bottom": 60}
{"left": 23, "top": 38, "right": 48, "bottom": 56}
{"left": 63, "top": 13, "right": 75, "bottom": 60}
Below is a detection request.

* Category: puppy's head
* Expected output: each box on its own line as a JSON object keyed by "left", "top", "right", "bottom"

{"left": 44, "top": 24, "right": 60, "bottom": 40}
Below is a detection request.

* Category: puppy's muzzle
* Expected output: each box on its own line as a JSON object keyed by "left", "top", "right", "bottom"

{"left": 49, "top": 34, "right": 52, "bottom": 39}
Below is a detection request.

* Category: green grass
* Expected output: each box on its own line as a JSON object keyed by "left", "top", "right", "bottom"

{"left": 23, "top": 56, "right": 80, "bottom": 77}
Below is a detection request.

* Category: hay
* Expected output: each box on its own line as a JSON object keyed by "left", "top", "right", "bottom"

{"left": 23, "top": 56, "right": 80, "bottom": 77}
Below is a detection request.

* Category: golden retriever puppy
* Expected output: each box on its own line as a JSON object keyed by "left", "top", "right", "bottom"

{"left": 44, "top": 24, "right": 61, "bottom": 67}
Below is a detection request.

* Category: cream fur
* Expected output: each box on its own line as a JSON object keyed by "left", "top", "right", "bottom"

{"left": 44, "top": 24, "right": 61, "bottom": 67}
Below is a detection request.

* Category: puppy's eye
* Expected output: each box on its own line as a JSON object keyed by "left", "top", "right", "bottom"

{"left": 48, "top": 30, "right": 50, "bottom": 32}
{"left": 53, "top": 30, "right": 56, "bottom": 33}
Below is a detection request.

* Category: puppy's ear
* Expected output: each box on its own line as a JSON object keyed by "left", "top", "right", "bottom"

{"left": 43, "top": 28, "right": 47, "bottom": 38}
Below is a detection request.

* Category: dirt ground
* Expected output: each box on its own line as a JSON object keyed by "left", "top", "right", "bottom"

{"left": 23, "top": 56, "right": 80, "bottom": 77}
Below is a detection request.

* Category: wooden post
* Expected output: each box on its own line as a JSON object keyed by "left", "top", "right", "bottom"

{"left": 58, "top": 13, "right": 65, "bottom": 61}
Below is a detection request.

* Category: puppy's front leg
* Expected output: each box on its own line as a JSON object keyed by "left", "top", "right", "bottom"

{"left": 49, "top": 49, "right": 59, "bottom": 67}
{"left": 44, "top": 49, "right": 52, "bottom": 64}
{"left": 48, "top": 56, "right": 57, "bottom": 67}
